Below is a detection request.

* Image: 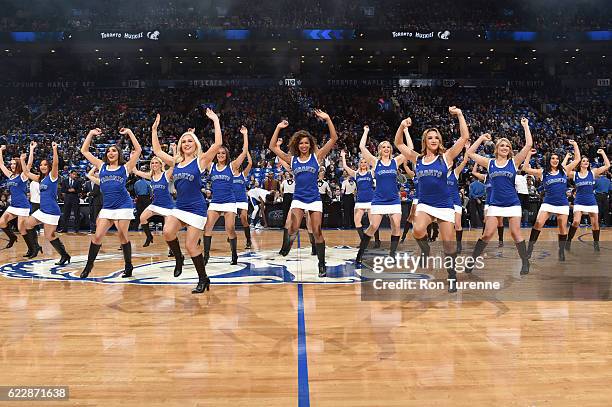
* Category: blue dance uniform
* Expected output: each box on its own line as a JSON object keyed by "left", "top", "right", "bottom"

{"left": 447, "top": 170, "right": 462, "bottom": 213}
{"left": 172, "top": 158, "right": 207, "bottom": 229}
{"left": 573, "top": 170, "right": 597, "bottom": 213}
{"left": 486, "top": 159, "right": 522, "bottom": 217}
{"left": 6, "top": 174, "right": 30, "bottom": 216}
{"left": 540, "top": 170, "right": 569, "bottom": 215}
{"left": 291, "top": 154, "right": 322, "bottom": 212}
{"left": 32, "top": 175, "right": 61, "bottom": 225}
{"left": 98, "top": 164, "right": 134, "bottom": 220}
{"left": 355, "top": 170, "right": 374, "bottom": 206}
{"left": 233, "top": 173, "right": 249, "bottom": 210}
{"left": 415, "top": 155, "right": 454, "bottom": 222}
{"left": 147, "top": 172, "right": 174, "bottom": 216}
{"left": 208, "top": 163, "right": 237, "bottom": 213}
{"left": 370, "top": 159, "right": 401, "bottom": 214}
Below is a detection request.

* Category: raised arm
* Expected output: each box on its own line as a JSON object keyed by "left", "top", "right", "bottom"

{"left": 50, "top": 142, "right": 59, "bottom": 180}
{"left": 80, "top": 128, "right": 104, "bottom": 168}
{"left": 120, "top": 127, "right": 142, "bottom": 173}
{"left": 522, "top": 149, "right": 543, "bottom": 179}
{"left": 231, "top": 126, "right": 249, "bottom": 173}
{"left": 402, "top": 161, "right": 415, "bottom": 179}
{"left": 19, "top": 153, "right": 38, "bottom": 182}
{"left": 200, "top": 108, "right": 223, "bottom": 169}
{"left": 471, "top": 164, "right": 486, "bottom": 181}
{"left": 394, "top": 118, "right": 418, "bottom": 163}
{"left": 86, "top": 166, "right": 100, "bottom": 185}
{"left": 0, "top": 146, "right": 11, "bottom": 178}
{"left": 563, "top": 140, "right": 581, "bottom": 173}
{"left": 340, "top": 150, "right": 356, "bottom": 178}
{"left": 359, "top": 125, "right": 377, "bottom": 166}
{"left": 314, "top": 109, "right": 338, "bottom": 162}
{"left": 151, "top": 114, "right": 174, "bottom": 167}
{"left": 513, "top": 117, "right": 534, "bottom": 168}
{"left": 444, "top": 106, "right": 470, "bottom": 163}
{"left": 242, "top": 151, "right": 253, "bottom": 177}
{"left": 132, "top": 168, "right": 151, "bottom": 180}
{"left": 269, "top": 120, "right": 292, "bottom": 164}
{"left": 27, "top": 141, "right": 37, "bottom": 172}
{"left": 467, "top": 133, "right": 492, "bottom": 168}
{"left": 593, "top": 149, "right": 611, "bottom": 177}
{"left": 454, "top": 141, "right": 471, "bottom": 177}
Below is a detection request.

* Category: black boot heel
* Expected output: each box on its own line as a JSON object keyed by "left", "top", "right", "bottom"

{"left": 174, "top": 255, "right": 184, "bottom": 277}
{"left": 122, "top": 264, "right": 133, "bottom": 278}
{"left": 192, "top": 277, "right": 211, "bottom": 294}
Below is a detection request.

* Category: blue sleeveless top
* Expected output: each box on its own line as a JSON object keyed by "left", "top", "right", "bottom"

{"left": 543, "top": 170, "right": 569, "bottom": 206}
{"left": 414, "top": 177, "right": 420, "bottom": 200}
{"left": 574, "top": 170, "right": 597, "bottom": 206}
{"left": 39, "top": 175, "right": 61, "bottom": 216}
{"left": 292, "top": 154, "right": 320, "bottom": 204}
{"left": 488, "top": 159, "right": 521, "bottom": 207}
{"left": 7, "top": 174, "right": 30, "bottom": 209}
{"left": 371, "top": 159, "right": 400, "bottom": 206}
{"left": 416, "top": 155, "right": 453, "bottom": 209}
{"left": 447, "top": 170, "right": 462, "bottom": 207}
{"left": 232, "top": 173, "right": 248, "bottom": 203}
{"left": 355, "top": 170, "right": 374, "bottom": 203}
{"left": 151, "top": 172, "right": 174, "bottom": 209}
{"left": 173, "top": 158, "right": 207, "bottom": 217}
{"left": 210, "top": 163, "right": 236, "bottom": 204}
{"left": 484, "top": 176, "right": 492, "bottom": 205}
{"left": 99, "top": 164, "right": 133, "bottom": 210}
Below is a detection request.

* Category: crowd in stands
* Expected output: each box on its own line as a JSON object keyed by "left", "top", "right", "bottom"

{"left": 1, "top": 0, "right": 610, "bottom": 32}
{"left": 1, "top": 85, "right": 611, "bottom": 227}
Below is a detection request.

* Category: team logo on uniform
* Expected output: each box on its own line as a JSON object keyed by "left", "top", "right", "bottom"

{"left": 0, "top": 246, "right": 431, "bottom": 286}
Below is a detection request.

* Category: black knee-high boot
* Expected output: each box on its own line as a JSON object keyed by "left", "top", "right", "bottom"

{"left": 80, "top": 242, "right": 102, "bottom": 278}
{"left": 203, "top": 235, "right": 212, "bottom": 265}
{"left": 279, "top": 228, "right": 289, "bottom": 255}
{"left": 516, "top": 240, "right": 530, "bottom": 275}
{"left": 316, "top": 242, "right": 326, "bottom": 277}
{"left": 427, "top": 224, "right": 433, "bottom": 241}
{"left": 280, "top": 231, "right": 297, "bottom": 257}
{"left": 191, "top": 254, "right": 210, "bottom": 294}
{"left": 456, "top": 230, "right": 463, "bottom": 254}
{"left": 356, "top": 226, "right": 364, "bottom": 241}
{"left": 373, "top": 230, "right": 381, "bottom": 248}
{"left": 166, "top": 238, "right": 184, "bottom": 277}
{"left": 527, "top": 229, "right": 541, "bottom": 259}
{"left": 445, "top": 252, "right": 458, "bottom": 293}
{"left": 401, "top": 221, "right": 412, "bottom": 242}
{"left": 355, "top": 233, "right": 372, "bottom": 265}
{"left": 121, "top": 242, "right": 133, "bottom": 277}
{"left": 2, "top": 227, "right": 17, "bottom": 249}
{"left": 566, "top": 224, "right": 578, "bottom": 251}
{"left": 309, "top": 233, "right": 317, "bottom": 256}
{"left": 558, "top": 234, "right": 567, "bottom": 261}
{"left": 142, "top": 223, "right": 153, "bottom": 247}
{"left": 497, "top": 226, "right": 504, "bottom": 247}
{"left": 415, "top": 237, "right": 430, "bottom": 268}
{"left": 229, "top": 237, "right": 238, "bottom": 265}
{"left": 466, "top": 238, "right": 488, "bottom": 273}
{"left": 244, "top": 226, "right": 252, "bottom": 249}
{"left": 50, "top": 238, "right": 71, "bottom": 266}
{"left": 22, "top": 231, "right": 36, "bottom": 258}
{"left": 389, "top": 235, "right": 400, "bottom": 258}
{"left": 593, "top": 229, "right": 601, "bottom": 252}
{"left": 431, "top": 223, "right": 439, "bottom": 242}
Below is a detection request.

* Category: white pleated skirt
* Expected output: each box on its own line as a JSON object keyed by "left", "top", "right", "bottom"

{"left": 290, "top": 199, "right": 323, "bottom": 213}
{"left": 236, "top": 201, "right": 248, "bottom": 210}
{"left": 486, "top": 205, "right": 522, "bottom": 218}
{"left": 32, "top": 209, "right": 60, "bottom": 225}
{"left": 146, "top": 204, "right": 174, "bottom": 217}
{"left": 354, "top": 202, "right": 372, "bottom": 210}
{"left": 208, "top": 202, "right": 237, "bottom": 214}
{"left": 6, "top": 206, "right": 30, "bottom": 217}
{"left": 416, "top": 203, "right": 455, "bottom": 223}
{"left": 454, "top": 205, "right": 463, "bottom": 214}
{"left": 171, "top": 208, "right": 207, "bottom": 230}
{"left": 538, "top": 203, "right": 570, "bottom": 216}
{"left": 371, "top": 204, "right": 402, "bottom": 215}
{"left": 99, "top": 208, "right": 135, "bottom": 220}
{"left": 573, "top": 204, "right": 598, "bottom": 214}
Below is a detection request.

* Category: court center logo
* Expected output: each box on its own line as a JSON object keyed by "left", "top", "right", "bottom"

{"left": 0, "top": 246, "right": 431, "bottom": 286}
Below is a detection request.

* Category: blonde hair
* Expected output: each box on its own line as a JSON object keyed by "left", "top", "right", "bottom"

{"left": 149, "top": 156, "right": 166, "bottom": 178}
{"left": 176, "top": 132, "right": 202, "bottom": 164}
{"left": 377, "top": 141, "right": 393, "bottom": 159}
{"left": 494, "top": 138, "right": 514, "bottom": 159}
{"left": 420, "top": 128, "right": 447, "bottom": 156}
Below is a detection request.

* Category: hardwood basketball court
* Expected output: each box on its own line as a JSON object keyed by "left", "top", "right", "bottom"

{"left": 1, "top": 228, "right": 611, "bottom": 406}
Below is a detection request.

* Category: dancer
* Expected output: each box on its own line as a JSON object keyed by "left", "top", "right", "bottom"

{"left": 79, "top": 127, "right": 142, "bottom": 278}
{"left": 203, "top": 125, "right": 249, "bottom": 266}
{"left": 401, "top": 162, "right": 417, "bottom": 243}
{"left": 340, "top": 150, "right": 381, "bottom": 248}
{"left": 471, "top": 164, "right": 505, "bottom": 247}
{"left": 394, "top": 108, "right": 470, "bottom": 292}
{"left": 132, "top": 145, "right": 176, "bottom": 247}
{"left": 19, "top": 142, "right": 70, "bottom": 264}
{"left": 524, "top": 140, "right": 580, "bottom": 261}
{"left": 152, "top": 110, "right": 222, "bottom": 294}
{"left": 269, "top": 110, "right": 338, "bottom": 277}
{"left": 446, "top": 144, "right": 470, "bottom": 253}
{"left": 354, "top": 123, "right": 409, "bottom": 264}
{"left": 0, "top": 143, "right": 35, "bottom": 252}
{"left": 465, "top": 119, "right": 533, "bottom": 274}
{"left": 232, "top": 149, "right": 253, "bottom": 249}
{"left": 567, "top": 147, "right": 610, "bottom": 251}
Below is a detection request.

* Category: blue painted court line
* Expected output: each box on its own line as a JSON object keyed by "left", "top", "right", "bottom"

{"left": 297, "top": 283, "right": 311, "bottom": 407}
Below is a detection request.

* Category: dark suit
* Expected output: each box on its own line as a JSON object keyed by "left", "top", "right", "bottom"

{"left": 84, "top": 180, "right": 103, "bottom": 232}
{"left": 60, "top": 177, "right": 83, "bottom": 232}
